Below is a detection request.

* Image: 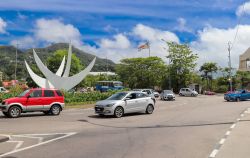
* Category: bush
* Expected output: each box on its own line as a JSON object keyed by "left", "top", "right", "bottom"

{"left": 0, "top": 88, "right": 128, "bottom": 104}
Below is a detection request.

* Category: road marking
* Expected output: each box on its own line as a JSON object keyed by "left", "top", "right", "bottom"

{"left": 8, "top": 141, "right": 24, "bottom": 150}
{"left": 230, "top": 124, "right": 236, "bottom": 129}
{"left": 0, "top": 132, "right": 76, "bottom": 157}
{"left": 209, "top": 149, "right": 219, "bottom": 158}
{"left": 208, "top": 108, "right": 249, "bottom": 158}
{"left": 219, "top": 138, "right": 225, "bottom": 145}
{"left": 225, "top": 131, "right": 231, "bottom": 136}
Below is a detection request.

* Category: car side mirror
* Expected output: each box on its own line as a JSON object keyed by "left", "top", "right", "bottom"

{"left": 124, "top": 98, "right": 131, "bottom": 101}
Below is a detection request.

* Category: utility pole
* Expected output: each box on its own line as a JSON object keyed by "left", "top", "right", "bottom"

{"left": 228, "top": 42, "right": 233, "bottom": 92}
{"left": 14, "top": 42, "right": 19, "bottom": 85}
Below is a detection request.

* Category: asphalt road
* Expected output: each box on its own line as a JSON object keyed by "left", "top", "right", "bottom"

{"left": 0, "top": 95, "right": 249, "bottom": 158}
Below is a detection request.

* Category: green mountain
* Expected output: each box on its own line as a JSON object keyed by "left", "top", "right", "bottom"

{"left": 0, "top": 43, "right": 115, "bottom": 81}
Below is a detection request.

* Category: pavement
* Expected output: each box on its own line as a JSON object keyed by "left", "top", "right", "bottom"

{"left": 214, "top": 107, "right": 250, "bottom": 158}
{"left": 0, "top": 95, "right": 250, "bottom": 158}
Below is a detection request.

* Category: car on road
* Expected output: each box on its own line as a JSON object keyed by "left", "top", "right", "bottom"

{"left": 224, "top": 89, "right": 250, "bottom": 102}
{"left": 204, "top": 90, "right": 215, "bottom": 95}
{"left": 95, "top": 91, "right": 155, "bottom": 118}
{"left": 160, "top": 90, "right": 175, "bottom": 101}
{"left": 179, "top": 88, "right": 198, "bottom": 97}
{"left": 0, "top": 88, "right": 65, "bottom": 118}
{"left": 133, "top": 89, "right": 156, "bottom": 102}
{"left": 153, "top": 91, "right": 160, "bottom": 98}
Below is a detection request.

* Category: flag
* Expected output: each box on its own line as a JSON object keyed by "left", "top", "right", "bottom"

{"left": 138, "top": 42, "right": 149, "bottom": 51}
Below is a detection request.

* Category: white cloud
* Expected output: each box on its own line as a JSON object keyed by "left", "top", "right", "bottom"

{"left": 10, "top": 36, "right": 38, "bottom": 48}
{"left": 191, "top": 25, "right": 250, "bottom": 68}
{"left": 10, "top": 18, "right": 83, "bottom": 49}
{"left": 236, "top": 1, "right": 250, "bottom": 16}
{"left": 175, "top": 17, "right": 192, "bottom": 32}
{"left": 99, "top": 34, "right": 131, "bottom": 49}
{"left": 35, "top": 18, "right": 82, "bottom": 47}
{"left": 0, "top": 17, "right": 7, "bottom": 34}
{"left": 133, "top": 23, "right": 179, "bottom": 43}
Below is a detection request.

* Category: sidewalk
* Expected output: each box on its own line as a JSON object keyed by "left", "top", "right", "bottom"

{"left": 0, "top": 135, "right": 9, "bottom": 143}
{"left": 215, "top": 108, "right": 250, "bottom": 158}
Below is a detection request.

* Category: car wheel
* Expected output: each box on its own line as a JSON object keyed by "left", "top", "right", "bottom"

{"left": 2, "top": 112, "right": 9, "bottom": 117}
{"left": 114, "top": 106, "right": 124, "bottom": 118}
{"left": 146, "top": 104, "right": 154, "bottom": 114}
{"left": 99, "top": 114, "right": 104, "bottom": 117}
{"left": 50, "top": 105, "right": 61, "bottom": 115}
{"left": 8, "top": 106, "right": 21, "bottom": 118}
{"left": 191, "top": 93, "right": 194, "bottom": 97}
{"left": 179, "top": 93, "right": 182, "bottom": 96}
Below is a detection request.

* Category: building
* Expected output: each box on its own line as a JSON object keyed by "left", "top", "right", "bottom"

{"left": 239, "top": 47, "right": 250, "bottom": 71}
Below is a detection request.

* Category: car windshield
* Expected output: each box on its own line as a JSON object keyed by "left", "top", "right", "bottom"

{"left": 106, "top": 92, "right": 128, "bottom": 100}
{"left": 18, "top": 89, "right": 30, "bottom": 97}
{"left": 164, "top": 90, "right": 173, "bottom": 94}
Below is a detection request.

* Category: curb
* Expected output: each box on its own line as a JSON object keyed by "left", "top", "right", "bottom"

{"left": 0, "top": 135, "right": 9, "bottom": 143}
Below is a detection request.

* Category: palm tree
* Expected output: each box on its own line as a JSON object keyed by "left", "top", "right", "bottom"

{"left": 200, "top": 62, "right": 218, "bottom": 90}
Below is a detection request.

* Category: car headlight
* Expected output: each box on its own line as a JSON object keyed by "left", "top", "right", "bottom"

{"left": 106, "top": 103, "right": 115, "bottom": 107}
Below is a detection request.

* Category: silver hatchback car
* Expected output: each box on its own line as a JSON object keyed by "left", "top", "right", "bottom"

{"left": 95, "top": 91, "right": 155, "bottom": 118}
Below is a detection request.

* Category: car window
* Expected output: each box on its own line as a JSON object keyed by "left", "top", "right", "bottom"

{"left": 126, "top": 93, "right": 137, "bottom": 99}
{"left": 44, "top": 90, "right": 55, "bottom": 97}
{"left": 136, "top": 93, "right": 147, "bottom": 98}
{"left": 29, "top": 90, "right": 42, "bottom": 97}
{"left": 56, "top": 90, "right": 63, "bottom": 96}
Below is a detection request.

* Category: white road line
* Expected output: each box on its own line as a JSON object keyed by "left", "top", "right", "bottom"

{"left": 209, "top": 149, "right": 219, "bottom": 158}
{"left": 219, "top": 138, "right": 226, "bottom": 145}
{"left": 225, "top": 131, "right": 231, "bottom": 136}
{"left": 230, "top": 124, "right": 236, "bottom": 129}
{"left": 8, "top": 141, "right": 24, "bottom": 150}
{"left": 0, "top": 132, "right": 76, "bottom": 157}
{"left": 240, "top": 114, "right": 244, "bottom": 117}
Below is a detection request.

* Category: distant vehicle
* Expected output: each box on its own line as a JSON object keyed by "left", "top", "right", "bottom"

{"left": 224, "top": 89, "right": 250, "bottom": 102}
{"left": 179, "top": 88, "right": 198, "bottom": 97}
{"left": 132, "top": 89, "right": 156, "bottom": 102}
{"left": 153, "top": 91, "right": 160, "bottom": 98}
{"left": 160, "top": 90, "right": 175, "bottom": 101}
{"left": 0, "top": 87, "right": 8, "bottom": 93}
{"left": 95, "top": 81, "right": 123, "bottom": 92}
{"left": 0, "top": 88, "right": 64, "bottom": 118}
{"left": 204, "top": 90, "right": 215, "bottom": 95}
{"left": 95, "top": 91, "right": 155, "bottom": 118}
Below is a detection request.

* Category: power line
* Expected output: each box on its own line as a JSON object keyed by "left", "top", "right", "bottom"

{"left": 231, "top": 1, "right": 246, "bottom": 50}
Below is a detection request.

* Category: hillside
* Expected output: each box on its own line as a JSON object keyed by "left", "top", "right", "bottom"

{"left": 0, "top": 43, "right": 115, "bottom": 80}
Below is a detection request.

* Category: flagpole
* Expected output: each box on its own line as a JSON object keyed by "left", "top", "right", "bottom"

{"left": 148, "top": 41, "right": 150, "bottom": 57}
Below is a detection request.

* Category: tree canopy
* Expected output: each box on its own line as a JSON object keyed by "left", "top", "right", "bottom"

{"left": 115, "top": 57, "right": 167, "bottom": 89}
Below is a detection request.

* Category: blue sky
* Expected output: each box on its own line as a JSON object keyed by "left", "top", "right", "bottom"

{"left": 0, "top": 0, "right": 249, "bottom": 67}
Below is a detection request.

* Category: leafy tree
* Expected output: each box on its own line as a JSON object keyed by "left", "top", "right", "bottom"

{"left": 235, "top": 71, "right": 250, "bottom": 89}
{"left": 166, "top": 42, "right": 198, "bottom": 92}
{"left": 46, "top": 49, "right": 84, "bottom": 76}
{"left": 199, "top": 62, "right": 218, "bottom": 90}
{"left": 115, "top": 57, "right": 167, "bottom": 89}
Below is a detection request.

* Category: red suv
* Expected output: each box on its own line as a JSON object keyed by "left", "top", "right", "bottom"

{"left": 0, "top": 88, "right": 65, "bottom": 118}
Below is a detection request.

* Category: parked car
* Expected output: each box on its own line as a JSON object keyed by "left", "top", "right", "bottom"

{"left": 133, "top": 89, "right": 156, "bottom": 102}
{"left": 204, "top": 90, "right": 215, "bottom": 95}
{"left": 153, "top": 91, "right": 160, "bottom": 98}
{"left": 179, "top": 88, "right": 198, "bottom": 97}
{"left": 0, "top": 88, "right": 64, "bottom": 118}
{"left": 95, "top": 91, "right": 155, "bottom": 118}
{"left": 224, "top": 89, "right": 250, "bottom": 102}
{"left": 0, "top": 87, "right": 9, "bottom": 93}
{"left": 160, "top": 90, "right": 175, "bottom": 101}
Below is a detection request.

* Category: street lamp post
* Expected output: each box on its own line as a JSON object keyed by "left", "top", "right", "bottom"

{"left": 162, "top": 45, "right": 172, "bottom": 90}
{"left": 228, "top": 42, "right": 233, "bottom": 92}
